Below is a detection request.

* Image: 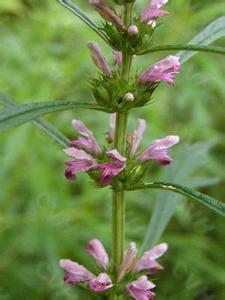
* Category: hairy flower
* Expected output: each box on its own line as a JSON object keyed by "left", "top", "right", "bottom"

{"left": 86, "top": 239, "right": 109, "bottom": 270}
{"left": 141, "top": 0, "right": 169, "bottom": 28}
{"left": 134, "top": 243, "right": 168, "bottom": 273}
{"left": 64, "top": 148, "right": 98, "bottom": 180}
{"left": 87, "top": 41, "right": 112, "bottom": 77}
{"left": 139, "top": 55, "right": 181, "bottom": 85}
{"left": 70, "top": 119, "right": 101, "bottom": 156}
{"left": 139, "top": 136, "right": 180, "bottom": 165}
{"left": 99, "top": 149, "right": 126, "bottom": 185}
{"left": 59, "top": 259, "right": 94, "bottom": 284}
{"left": 113, "top": 51, "right": 123, "bottom": 66}
{"left": 130, "top": 119, "right": 179, "bottom": 165}
{"left": 89, "top": 0, "right": 125, "bottom": 30}
{"left": 89, "top": 273, "right": 113, "bottom": 292}
{"left": 126, "top": 275, "right": 156, "bottom": 300}
{"left": 118, "top": 242, "right": 137, "bottom": 282}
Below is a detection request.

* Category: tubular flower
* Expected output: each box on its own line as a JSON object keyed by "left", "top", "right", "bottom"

{"left": 139, "top": 55, "right": 181, "bottom": 85}
{"left": 60, "top": 240, "right": 113, "bottom": 294}
{"left": 64, "top": 119, "right": 126, "bottom": 185}
{"left": 89, "top": 273, "right": 113, "bottom": 292}
{"left": 118, "top": 242, "right": 138, "bottom": 282}
{"left": 86, "top": 239, "right": 109, "bottom": 270}
{"left": 134, "top": 243, "right": 168, "bottom": 273}
{"left": 130, "top": 119, "right": 179, "bottom": 165}
{"left": 98, "top": 150, "right": 126, "bottom": 185}
{"left": 126, "top": 276, "right": 156, "bottom": 300}
{"left": 87, "top": 41, "right": 112, "bottom": 77}
{"left": 89, "top": 0, "right": 125, "bottom": 30}
{"left": 113, "top": 50, "right": 123, "bottom": 66}
{"left": 141, "top": 0, "right": 169, "bottom": 28}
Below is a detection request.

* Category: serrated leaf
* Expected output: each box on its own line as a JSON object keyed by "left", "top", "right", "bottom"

{"left": 0, "top": 99, "right": 108, "bottom": 133}
{"left": 58, "top": 0, "right": 109, "bottom": 44}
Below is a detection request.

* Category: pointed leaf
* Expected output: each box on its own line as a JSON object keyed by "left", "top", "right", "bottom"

{"left": 0, "top": 100, "right": 108, "bottom": 133}
{"left": 58, "top": 0, "right": 109, "bottom": 43}
{"left": 126, "top": 181, "right": 225, "bottom": 216}
{"left": 0, "top": 93, "right": 69, "bottom": 147}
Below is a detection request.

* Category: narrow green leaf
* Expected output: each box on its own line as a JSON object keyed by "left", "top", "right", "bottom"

{"left": 0, "top": 99, "right": 108, "bottom": 133}
{"left": 138, "top": 45, "right": 225, "bottom": 57}
{"left": 58, "top": 0, "right": 109, "bottom": 43}
{"left": 126, "top": 181, "right": 225, "bottom": 216}
{"left": 0, "top": 93, "right": 69, "bottom": 147}
{"left": 138, "top": 16, "right": 225, "bottom": 63}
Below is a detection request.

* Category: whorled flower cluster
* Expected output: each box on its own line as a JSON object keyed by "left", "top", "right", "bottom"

{"left": 64, "top": 116, "right": 179, "bottom": 185}
{"left": 60, "top": 239, "right": 168, "bottom": 299}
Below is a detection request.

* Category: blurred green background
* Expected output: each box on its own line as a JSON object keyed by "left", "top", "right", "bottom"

{"left": 0, "top": 0, "right": 225, "bottom": 299}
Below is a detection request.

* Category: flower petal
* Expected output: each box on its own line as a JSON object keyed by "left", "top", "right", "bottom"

{"left": 126, "top": 275, "right": 156, "bottom": 300}
{"left": 118, "top": 242, "right": 137, "bottom": 282}
{"left": 86, "top": 239, "right": 109, "bottom": 270}
{"left": 87, "top": 41, "right": 112, "bottom": 77}
{"left": 59, "top": 259, "right": 94, "bottom": 284}
{"left": 141, "top": 0, "right": 169, "bottom": 27}
{"left": 130, "top": 119, "right": 146, "bottom": 156}
{"left": 89, "top": 273, "right": 113, "bottom": 292}
{"left": 139, "top": 56, "right": 181, "bottom": 85}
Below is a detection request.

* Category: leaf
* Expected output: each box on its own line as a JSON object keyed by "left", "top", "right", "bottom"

{"left": 0, "top": 97, "right": 108, "bottom": 134}
{"left": 0, "top": 93, "right": 69, "bottom": 147}
{"left": 128, "top": 142, "right": 217, "bottom": 251}
{"left": 58, "top": 0, "right": 109, "bottom": 44}
{"left": 127, "top": 181, "right": 225, "bottom": 216}
{"left": 138, "top": 16, "right": 225, "bottom": 63}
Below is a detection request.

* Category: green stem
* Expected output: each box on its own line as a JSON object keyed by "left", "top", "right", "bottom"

{"left": 111, "top": 2, "right": 134, "bottom": 294}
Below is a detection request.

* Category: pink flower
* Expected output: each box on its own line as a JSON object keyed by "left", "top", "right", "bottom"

{"left": 89, "top": 273, "right": 113, "bottom": 292}
{"left": 86, "top": 239, "right": 109, "bottom": 270}
{"left": 70, "top": 119, "right": 101, "bottom": 156}
{"left": 89, "top": 0, "right": 125, "bottom": 30}
{"left": 59, "top": 259, "right": 94, "bottom": 284}
{"left": 139, "top": 55, "right": 181, "bottom": 85}
{"left": 134, "top": 243, "right": 168, "bottom": 273}
{"left": 113, "top": 51, "right": 123, "bottom": 66}
{"left": 64, "top": 119, "right": 126, "bottom": 185}
{"left": 87, "top": 41, "right": 112, "bottom": 77}
{"left": 106, "top": 113, "right": 116, "bottom": 143}
{"left": 118, "top": 242, "right": 137, "bottom": 282}
{"left": 64, "top": 148, "right": 98, "bottom": 180}
{"left": 141, "top": 0, "right": 169, "bottom": 28}
{"left": 139, "top": 135, "right": 180, "bottom": 165}
{"left": 126, "top": 276, "right": 156, "bottom": 300}
{"left": 130, "top": 119, "right": 146, "bottom": 157}
{"left": 99, "top": 149, "right": 126, "bottom": 185}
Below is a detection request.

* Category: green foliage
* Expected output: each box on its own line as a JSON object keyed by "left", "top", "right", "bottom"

{"left": 0, "top": 0, "right": 225, "bottom": 299}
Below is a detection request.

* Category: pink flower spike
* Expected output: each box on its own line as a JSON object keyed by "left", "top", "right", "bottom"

{"left": 89, "top": 0, "right": 125, "bottom": 30}
{"left": 126, "top": 275, "right": 156, "bottom": 300}
{"left": 59, "top": 259, "right": 94, "bottom": 284}
{"left": 134, "top": 243, "right": 168, "bottom": 273}
{"left": 98, "top": 149, "right": 126, "bottom": 185}
{"left": 139, "top": 135, "right": 179, "bottom": 165}
{"left": 118, "top": 242, "right": 137, "bottom": 282}
{"left": 71, "top": 119, "right": 101, "bottom": 156}
{"left": 64, "top": 148, "right": 98, "bottom": 180}
{"left": 86, "top": 239, "right": 109, "bottom": 270}
{"left": 128, "top": 25, "right": 139, "bottom": 35}
{"left": 89, "top": 273, "right": 113, "bottom": 292}
{"left": 113, "top": 51, "right": 123, "bottom": 66}
{"left": 87, "top": 41, "right": 112, "bottom": 77}
{"left": 139, "top": 55, "right": 181, "bottom": 85}
{"left": 130, "top": 119, "right": 146, "bottom": 157}
{"left": 141, "top": 0, "right": 169, "bottom": 28}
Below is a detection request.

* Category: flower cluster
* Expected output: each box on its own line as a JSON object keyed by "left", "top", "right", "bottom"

{"left": 60, "top": 239, "right": 168, "bottom": 299}
{"left": 64, "top": 117, "right": 179, "bottom": 186}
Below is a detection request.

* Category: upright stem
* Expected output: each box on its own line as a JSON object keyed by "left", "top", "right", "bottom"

{"left": 112, "top": 1, "right": 134, "bottom": 284}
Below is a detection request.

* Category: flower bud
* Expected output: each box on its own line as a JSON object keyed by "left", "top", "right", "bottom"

{"left": 128, "top": 25, "right": 139, "bottom": 36}
{"left": 124, "top": 92, "right": 134, "bottom": 102}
